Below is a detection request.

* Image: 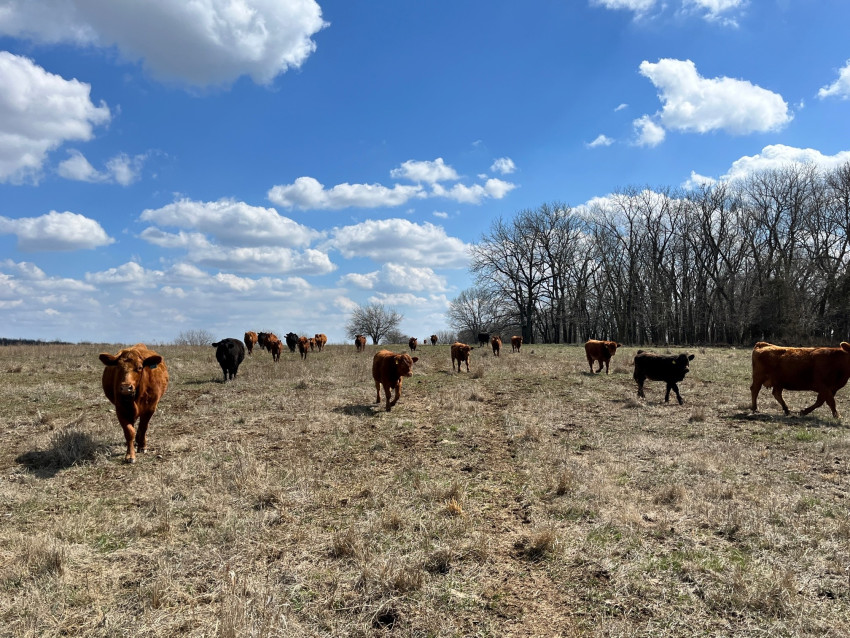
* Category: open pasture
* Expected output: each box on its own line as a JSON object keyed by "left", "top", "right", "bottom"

{"left": 1, "top": 342, "right": 849, "bottom": 636}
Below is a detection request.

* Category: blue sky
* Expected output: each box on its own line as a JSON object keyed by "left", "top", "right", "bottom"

{"left": 2, "top": 0, "right": 850, "bottom": 344}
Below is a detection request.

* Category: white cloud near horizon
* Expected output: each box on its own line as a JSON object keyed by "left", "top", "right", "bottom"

{"left": 818, "top": 60, "right": 850, "bottom": 100}
{"left": 57, "top": 149, "right": 147, "bottom": 185}
{"left": 0, "top": 211, "right": 114, "bottom": 251}
{"left": 720, "top": 144, "right": 850, "bottom": 182}
{"left": 0, "top": 52, "right": 111, "bottom": 183}
{"left": 339, "top": 263, "right": 447, "bottom": 293}
{"left": 638, "top": 59, "right": 791, "bottom": 137}
{"left": 0, "top": 0, "right": 327, "bottom": 88}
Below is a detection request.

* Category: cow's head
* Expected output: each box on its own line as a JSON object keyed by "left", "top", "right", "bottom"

{"left": 100, "top": 350, "right": 162, "bottom": 398}
{"left": 675, "top": 353, "right": 695, "bottom": 376}
{"left": 395, "top": 353, "right": 418, "bottom": 376}
{"left": 457, "top": 345, "right": 473, "bottom": 358}
{"left": 607, "top": 342, "right": 620, "bottom": 356}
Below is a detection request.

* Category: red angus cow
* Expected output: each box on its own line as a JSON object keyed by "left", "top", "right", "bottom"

{"left": 751, "top": 341, "right": 850, "bottom": 418}
{"left": 297, "top": 336, "right": 310, "bottom": 360}
{"left": 451, "top": 342, "right": 474, "bottom": 373}
{"left": 409, "top": 337, "right": 418, "bottom": 352}
{"left": 244, "top": 331, "right": 258, "bottom": 356}
{"left": 585, "top": 339, "right": 621, "bottom": 374}
{"left": 99, "top": 344, "right": 169, "bottom": 463}
{"left": 355, "top": 334, "right": 366, "bottom": 352}
{"left": 372, "top": 350, "right": 418, "bottom": 412}
{"left": 257, "top": 332, "right": 278, "bottom": 352}
{"left": 511, "top": 336, "right": 523, "bottom": 353}
{"left": 314, "top": 333, "right": 327, "bottom": 352}
{"left": 267, "top": 335, "right": 283, "bottom": 362}
{"left": 491, "top": 335, "right": 502, "bottom": 357}
{"left": 633, "top": 350, "right": 695, "bottom": 405}
{"left": 430, "top": 335, "right": 438, "bottom": 346}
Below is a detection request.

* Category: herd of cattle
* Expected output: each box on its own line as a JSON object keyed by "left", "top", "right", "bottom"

{"left": 96, "top": 336, "right": 850, "bottom": 462}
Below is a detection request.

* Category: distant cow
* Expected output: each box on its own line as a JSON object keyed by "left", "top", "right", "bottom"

{"left": 430, "top": 335, "right": 438, "bottom": 346}
{"left": 297, "top": 336, "right": 310, "bottom": 360}
{"left": 372, "top": 349, "right": 418, "bottom": 412}
{"left": 314, "top": 333, "right": 327, "bottom": 352}
{"left": 244, "top": 331, "right": 258, "bottom": 356}
{"left": 491, "top": 335, "right": 502, "bottom": 357}
{"left": 99, "top": 344, "right": 169, "bottom": 463}
{"left": 267, "top": 335, "right": 283, "bottom": 362}
{"left": 633, "top": 350, "right": 695, "bottom": 405}
{"left": 451, "top": 342, "right": 474, "bottom": 373}
{"left": 212, "top": 338, "right": 245, "bottom": 381}
{"left": 511, "top": 336, "right": 523, "bottom": 353}
{"left": 585, "top": 339, "right": 622, "bottom": 374}
{"left": 285, "top": 332, "right": 298, "bottom": 353}
{"left": 355, "top": 334, "right": 366, "bottom": 352}
{"left": 409, "top": 337, "right": 418, "bottom": 352}
{"left": 477, "top": 332, "right": 490, "bottom": 347}
{"left": 751, "top": 341, "right": 850, "bottom": 418}
{"left": 257, "top": 332, "right": 278, "bottom": 351}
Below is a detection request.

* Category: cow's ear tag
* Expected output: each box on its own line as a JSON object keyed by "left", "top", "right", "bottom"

{"left": 149, "top": 363, "right": 158, "bottom": 369}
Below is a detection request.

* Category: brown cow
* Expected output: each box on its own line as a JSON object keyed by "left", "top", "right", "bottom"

{"left": 451, "top": 342, "right": 474, "bottom": 372}
{"left": 372, "top": 349, "right": 418, "bottom": 412}
{"left": 585, "top": 339, "right": 621, "bottom": 374}
{"left": 244, "top": 331, "right": 258, "bottom": 356}
{"left": 314, "top": 333, "right": 327, "bottom": 352}
{"left": 257, "top": 331, "right": 278, "bottom": 351}
{"left": 355, "top": 334, "right": 366, "bottom": 352}
{"left": 430, "top": 335, "right": 438, "bottom": 346}
{"left": 751, "top": 341, "right": 850, "bottom": 418}
{"left": 267, "top": 335, "right": 283, "bottom": 362}
{"left": 511, "top": 335, "right": 523, "bottom": 353}
{"left": 409, "top": 337, "right": 418, "bottom": 352}
{"left": 297, "top": 336, "right": 310, "bottom": 360}
{"left": 491, "top": 335, "right": 502, "bottom": 357}
{"left": 99, "top": 344, "right": 169, "bottom": 463}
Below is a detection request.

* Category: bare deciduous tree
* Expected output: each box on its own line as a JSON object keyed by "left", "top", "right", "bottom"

{"left": 345, "top": 303, "right": 403, "bottom": 345}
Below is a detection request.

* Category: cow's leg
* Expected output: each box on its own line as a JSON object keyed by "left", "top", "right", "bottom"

{"left": 635, "top": 374, "right": 645, "bottom": 398}
{"left": 801, "top": 391, "right": 836, "bottom": 417}
{"left": 604, "top": 360, "right": 610, "bottom": 375}
{"left": 375, "top": 380, "right": 382, "bottom": 405}
{"left": 586, "top": 356, "right": 593, "bottom": 373}
{"left": 771, "top": 387, "right": 790, "bottom": 415}
{"left": 465, "top": 360, "right": 470, "bottom": 372}
{"left": 135, "top": 411, "right": 156, "bottom": 456}
{"left": 668, "top": 383, "right": 683, "bottom": 405}
{"left": 750, "top": 380, "right": 761, "bottom": 412}
{"left": 118, "top": 417, "right": 137, "bottom": 463}
{"left": 389, "top": 380, "right": 402, "bottom": 409}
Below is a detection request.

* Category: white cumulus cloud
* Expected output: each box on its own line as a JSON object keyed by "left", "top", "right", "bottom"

{"left": 268, "top": 176, "right": 425, "bottom": 210}
{"left": 720, "top": 144, "right": 850, "bottom": 182}
{"left": 490, "top": 157, "right": 516, "bottom": 175}
{"left": 685, "top": 0, "right": 746, "bottom": 25}
{"left": 390, "top": 158, "right": 459, "bottom": 183}
{"left": 0, "top": 211, "right": 114, "bottom": 251}
{"left": 57, "top": 149, "right": 147, "bottom": 185}
{"left": 587, "top": 134, "right": 614, "bottom": 148}
{"left": 590, "top": 0, "right": 656, "bottom": 14}
{"left": 633, "top": 116, "right": 666, "bottom": 147}
{"left": 0, "top": 52, "right": 110, "bottom": 183}
{"left": 339, "top": 263, "right": 447, "bottom": 293}
{"left": 818, "top": 60, "right": 850, "bottom": 100}
{"left": 0, "top": 0, "right": 327, "bottom": 87}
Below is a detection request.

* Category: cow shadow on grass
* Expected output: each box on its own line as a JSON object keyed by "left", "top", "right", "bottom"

{"left": 15, "top": 430, "right": 110, "bottom": 479}
{"left": 333, "top": 404, "right": 380, "bottom": 418}
{"left": 723, "top": 411, "right": 842, "bottom": 428}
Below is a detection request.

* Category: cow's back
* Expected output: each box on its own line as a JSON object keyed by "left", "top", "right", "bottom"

{"left": 753, "top": 342, "right": 850, "bottom": 391}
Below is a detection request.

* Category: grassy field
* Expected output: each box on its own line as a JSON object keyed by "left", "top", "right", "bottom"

{"left": 0, "top": 341, "right": 848, "bottom": 637}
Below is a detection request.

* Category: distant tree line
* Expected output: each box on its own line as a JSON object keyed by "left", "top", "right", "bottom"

{"left": 0, "top": 338, "right": 72, "bottom": 346}
{"left": 453, "top": 162, "right": 850, "bottom": 346}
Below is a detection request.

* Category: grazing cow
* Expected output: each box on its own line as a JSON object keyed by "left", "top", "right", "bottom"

{"left": 511, "top": 336, "right": 523, "bottom": 353}
{"left": 409, "top": 337, "right": 418, "bottom": 352}
{"left": 314, "top": 333, "right": 327, "bottom": 352}
{"left": 267, "top": 335, "right": 283, "bottom": 362}
{"left": 355, "top": 334, "right": 366, "bottom": 352}
{"left": 212, "top": 338, "right": 246, "bottom": 381}
{"left": 430, "top": 335, "right": 438, "bottom": 346}
{"left": 751, "top": 341, "right": 850, "bottom": 418}
{"left": 285, "top": 332, "right": 298, "bottom": 353}
{"left": 297, "top": 336, "right": 310, "bottom": 360}
{"left": 585, "top": 339, "right": 621, "bottom": 375}
{"left": 633, "top": 350, "right": 695, "bottom": 405}
{"left": 451, "top": 342, "right": 474, "bottom": 373}
{"left": 477, "top": 332, "right": 490, "bottom": 347}
{"left": 244, "top": 331, "right": 258, "bottom": 356}
{"left": 99, "top": 344, "right": 169, "bottom": 463}
{"left": 491, "top": 335, "right": 502, "bottom": 357}
{"left": 372, "top": 349, "right": 418, "bottom": 412}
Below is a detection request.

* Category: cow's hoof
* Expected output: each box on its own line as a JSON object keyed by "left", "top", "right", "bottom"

{"left": 124, "top": 457, "right": 136, "bottom": 464}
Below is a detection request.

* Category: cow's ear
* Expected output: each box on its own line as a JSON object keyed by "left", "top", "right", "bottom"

{"left": 841, "top": 342, "right": 850, "bottom": 353}
{"left": 688, "top": 354, "right": 695, "bottom": 361}
{"left": 412, "top": 357, "right": 419, "bottom": 363}
{"left": 143, "top": 355, "right": 163, "bottom": 369}
{"left": 99, "top": 353, "right": 118, "bottom": 366}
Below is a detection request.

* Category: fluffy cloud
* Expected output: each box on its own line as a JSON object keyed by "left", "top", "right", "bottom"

{"left": 490, "top": 157, "right": 516, "bottom": 175}
{"left": 0, "top": 211, "right": 114, "bottom": 251}
{"left": 268, "top": 177, "right": 425, "bottom": 210}
{"left": 685, "top": 0, "right": 746, "bottom": 24}
{"left": 430, "top": 179, "right": 517, "bottom": 204}
{"left": 140, "top": 198, "right": 319, "bottom": 247}
{"left": 57, "top": 149, "right": 147, "bottom": 185}
{"left": 0, "top": 0, "right": 327, "bottom": 87}
{"left": 390, "top": 158, "right": 459, "bottom": 183}
{"left": 339, "top": 263, "right": 447, "bottom": 293}
{"left": 590, "top": 0, "right": 656, "bottom": 13}
{"left": 633, "top": 116, "right": 666, "bottom": 147}
{"left": 587, "top": 134, "right": 614, "bottom": 148}
{"left": 720, "top": 144, "right": 850, "bottom": 182}
{"left": 0, "top": 52, "right": 110, "bottom": 183}
{"left": 818, "top": 60, "right": 850, "bottom": 100}
{"left": 639, "top": 59, "right": 791, "bottom": 135}
{"left": 326, "top": 219, "right": 471, "bottom": 268}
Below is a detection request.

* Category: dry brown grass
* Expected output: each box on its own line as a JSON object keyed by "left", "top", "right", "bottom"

{"left": 0, "top": 342, "right": 849, "bottom": 636}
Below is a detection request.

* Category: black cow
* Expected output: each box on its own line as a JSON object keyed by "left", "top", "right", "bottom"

{"left": 212, "top": 338, "right": 246, "bottom": 381}
{"left": 477, "top": 332, "right": 490, "bottom": 347}
{"left": 633, "top": 350, "right": 695, "bottom": 405}
{"left": 285, "top": 332, "right": 299, "bottom": 353}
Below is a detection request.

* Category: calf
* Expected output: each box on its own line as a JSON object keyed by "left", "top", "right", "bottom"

{"left": 372, "top": 349, "right": 418, "bottom": 411}
{"left": 585, "top": 339, "right": 621, "bottom": 374}
{"left": 491, "top": 335, "right": 502, "bottom": 357}
{"left": 451, "top": 342, "right": 474, "bottom": 373}
{"left": 409, "top": 337, "right": 418, "bottom": 352}
{"left": 751, "top": 341, "right": 850, "bottom": 418}
{"left": 99, "top": 344, "right": 169, "bottom": 463}
{"left": 244, "top": 331, "right": 258, "bottom": 356}
{"left": 355, "top": 334, "right": 366, "bottom": 352}
{"left": 285, "top": 332, "right": 299, "bottom": 353}
{"left": 212, "top": 338, "right": 245, "bottom": 381}
{"left": 314, "top": 333, "right": 327, "bottom": 352}
{"left": 267, "top": 335, "right": 283, "bottom": 362}
{"left": 633, "top": 350, "right": 695, "bottom": 405}
{"left": 511, "top": 336, "right": 523, "bottom": 353}
{"left": 297, "top": 336, "right": 310, "bottom": 360}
